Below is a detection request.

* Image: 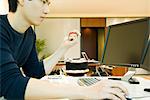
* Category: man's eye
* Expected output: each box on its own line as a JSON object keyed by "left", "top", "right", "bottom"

{"left": 41, "top": 0, "right": 46, "bottom": 4}
{"left": 48, "top": 2, "right": 51, "bottom": 6}
{"left": 42, "top": 1, "right": 46, "bottom": 4}
{"left": 41, "top": 0, "right": 51, "bottom": 6}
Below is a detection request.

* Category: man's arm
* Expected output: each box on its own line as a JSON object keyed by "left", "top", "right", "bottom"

{"left": 25, "top": 78, "right": 85, "bottom": 99}
{"left": 43, "top": 45, "right": 68, "bottom": 74}
{"left": 25, "top": 78, "right": 128, "bottom": 99}
{"left": 43, "top": 31, "right": 80, "bottom": 74}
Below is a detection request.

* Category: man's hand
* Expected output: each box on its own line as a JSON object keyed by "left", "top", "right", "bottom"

{"left": 62, "top": 30, "right": 81, "bottom": 49}
{"left": 86, "top": 80, "right": 128, "bottom": 100}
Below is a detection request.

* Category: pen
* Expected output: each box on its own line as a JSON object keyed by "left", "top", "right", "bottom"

{"left": 108, "top": 77, "right": 121, "bottom": 80}
{"left": 144, "top": 88, "right": 150, "bottom": 92}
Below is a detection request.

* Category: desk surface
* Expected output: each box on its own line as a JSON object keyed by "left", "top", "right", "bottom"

{"left": 41, "top": 75, "right": 150, "bottom": 100}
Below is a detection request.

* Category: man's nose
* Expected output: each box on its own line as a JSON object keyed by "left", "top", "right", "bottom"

{"left": 43, "top": 5, "right": 50, "bottom": 14}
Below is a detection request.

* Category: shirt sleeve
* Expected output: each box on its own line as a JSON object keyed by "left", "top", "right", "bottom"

{"left": 22, "top": 36, "right": 46, "bottom": 79}
{"left": 0, "top": 31, "right": 30, "bottom": 100}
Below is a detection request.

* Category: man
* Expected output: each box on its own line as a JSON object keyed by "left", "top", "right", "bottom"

{"left": 0, "top": 0, "right": 128, "bottom": 99}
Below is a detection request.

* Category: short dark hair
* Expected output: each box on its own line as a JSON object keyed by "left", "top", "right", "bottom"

{"left": 8, "top": 0, "right": 18, "bottom": 12}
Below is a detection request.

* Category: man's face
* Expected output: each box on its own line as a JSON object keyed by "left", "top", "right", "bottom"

{"left": 22, "top": 0, "right": 51, "bottom": 26}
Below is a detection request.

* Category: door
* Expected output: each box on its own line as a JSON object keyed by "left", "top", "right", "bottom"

{"left": 81, "top": 27, "right": 98, "bottom": 60}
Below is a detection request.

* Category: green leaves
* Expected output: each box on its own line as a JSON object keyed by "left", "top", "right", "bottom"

{"left": 36, "top": 39, "right": 46, "bottom": 55}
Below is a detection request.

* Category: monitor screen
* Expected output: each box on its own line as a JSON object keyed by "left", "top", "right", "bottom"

{"left": 141, "top": 42, "right": 150, "bottom": 71}
{"left": 101, "top": 18, "right": 149, "bottom": 67}
{"left": 141, "top": 25, "right": 150, "bottom": 71}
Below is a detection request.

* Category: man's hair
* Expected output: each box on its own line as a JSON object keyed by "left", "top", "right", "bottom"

{"left": 8, "top": 0, "right": 18, "bottom": 12}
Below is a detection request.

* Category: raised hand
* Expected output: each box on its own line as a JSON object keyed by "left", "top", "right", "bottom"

{"left": 63, "top": 30, "right": 81, "bottom": 49}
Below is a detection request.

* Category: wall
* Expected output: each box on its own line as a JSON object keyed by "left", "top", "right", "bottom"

{"left": 48, "top": 0, "right": 150, "bottom": 17}
{"left": 1, "top": 0, "right": 149, "bottom": 17}
{"left": 35, "top": 18, "right": 81, "bottom": 60}
{"left": 98, "top": 28, "right": 105, "bottom": 61}
{"left": 0, "top": 0, "right": 8, "bottom": 15}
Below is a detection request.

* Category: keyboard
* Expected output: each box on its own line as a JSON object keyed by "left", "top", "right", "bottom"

{"left": 77, "top": 77, "right": 101, "bottom": 86}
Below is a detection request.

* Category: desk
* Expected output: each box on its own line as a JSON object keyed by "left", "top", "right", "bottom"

{"left": 122, "top": 76, "right": 150, "bottom": 100}
{"left": 41, "top": 75, "right": 150, "bottom": 100}
{"left": 56, "top": 62, "right": 100, "bottom": 67}
{"left": 56, "top": 62, "right": 128, "bottom": 76}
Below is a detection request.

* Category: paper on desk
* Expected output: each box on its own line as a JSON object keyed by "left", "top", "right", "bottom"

{"left": 41, "top": 75, "right": 79, "bottom": 86}
{"left": 120, "top": 77, "right": 150, "bottom": 99}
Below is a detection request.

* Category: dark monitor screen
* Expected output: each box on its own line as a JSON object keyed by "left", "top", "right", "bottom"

{"left": 101, "top": 18, "right": 149, "bottom": 67}
{"left": 141, "top": 42, "right": 150, "bottom": 71}
{"left": 140, "top": 21, "right": 150, "bottom": 71}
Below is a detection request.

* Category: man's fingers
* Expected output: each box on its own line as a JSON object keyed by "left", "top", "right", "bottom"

{"left": 109, "top": 88, "right": 127, "bottom": 100}
{"left": 101, "top": 80, "right": 128, "bottom": 95}
{"left": 110, "top": 83, "right": 128, "bottom": 95}
{"left": 102, "top": 93, "right": 121, "bottom": 100}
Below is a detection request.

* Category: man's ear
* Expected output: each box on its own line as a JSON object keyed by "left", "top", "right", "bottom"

{"left": 18, "top": 0, "right": 24, "bottom": 6}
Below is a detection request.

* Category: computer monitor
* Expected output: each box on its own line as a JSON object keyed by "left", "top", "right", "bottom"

{"left": 101, "top": 18, "right": 149, "bottom": 68}
{"left": 140, "top": 31, "right": 150, "bottom": 71}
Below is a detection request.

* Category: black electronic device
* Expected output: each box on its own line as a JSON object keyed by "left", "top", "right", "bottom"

{"left": 101, "top": 18, "right": 149, "bottom": 68}
{"left": 65, "top": 61, "right": 88, "bottom": 76}
{"left": 66, "top": 62, "right": 88, "bottom": 70}
{"left": 140, "top": 32, "right": 150, "bottom": 71}
{"left": 144, "top": 88, "right": 150, "bottom": 92}
{"left": 141, "top": 42, "right": 150, "bottom": 71}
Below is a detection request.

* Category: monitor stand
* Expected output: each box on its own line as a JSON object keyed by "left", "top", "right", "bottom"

{"left": 121, "top": 71, "right": 140, "bottom": 84}
{"left": 128, "top": 77, "right": 140, "bottom": 84}
{"left": 108, "top": 71, "right": 140, "bottom": 84}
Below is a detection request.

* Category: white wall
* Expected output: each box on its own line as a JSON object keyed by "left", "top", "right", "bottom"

{"left": 35, "top": 18, "right": 80, "bottom": 59}
{"left": 48, "top": 0, "right": 150, "bottom": 17}
{"left": 0, "top": 0, "right": 8, "bottom": 15}
{"left": 1, "top": 0, "right": 149, "bottom": 17}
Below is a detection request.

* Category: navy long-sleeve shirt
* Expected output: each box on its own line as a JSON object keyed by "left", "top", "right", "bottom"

{"left": 0, "top": 15, "right": 46, "bottom": 100}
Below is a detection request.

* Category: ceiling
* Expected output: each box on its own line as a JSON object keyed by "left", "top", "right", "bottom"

{"left": 47, "top": 0, "right": 150, "bottom": 17}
